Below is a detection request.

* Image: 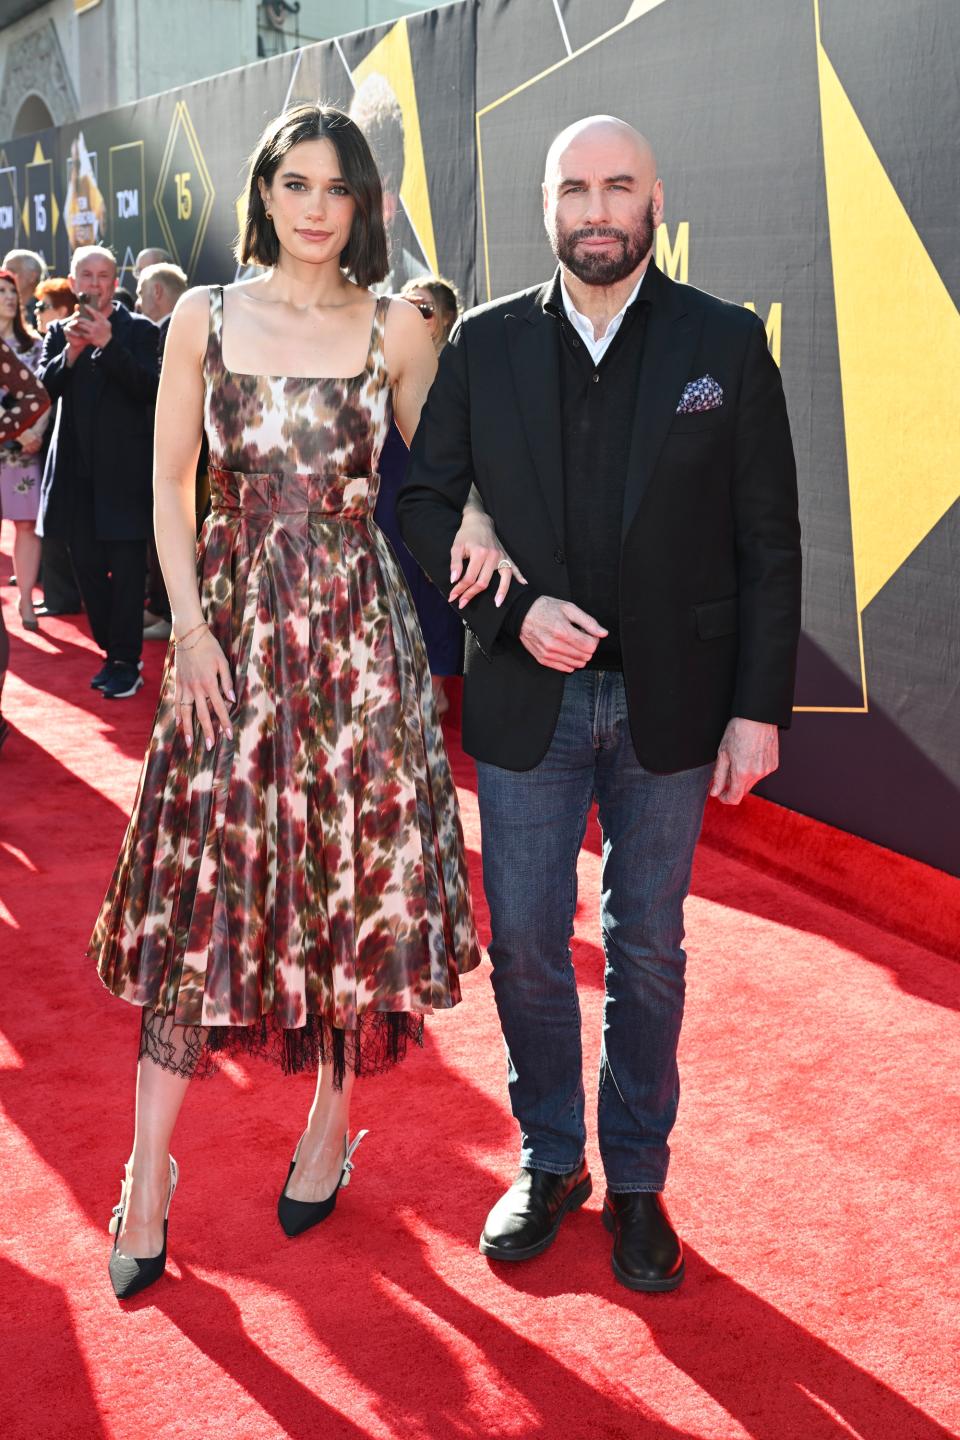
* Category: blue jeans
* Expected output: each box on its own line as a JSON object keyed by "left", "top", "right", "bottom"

{"left": 476, "top": 670, "right": 713, "bottom": 1192}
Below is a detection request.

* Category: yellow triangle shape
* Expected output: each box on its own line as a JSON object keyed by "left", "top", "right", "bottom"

{"left": 351, "top": 20, "right": 438, "bottom": 276}
{"left": 817, "top": 38, "right": 960, "bottom": 611}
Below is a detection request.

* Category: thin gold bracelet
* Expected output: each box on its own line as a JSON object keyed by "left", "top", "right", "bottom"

{"left": 176, "top": 626, "right": 211, "bottom": 652}
{"left": 173, "top": 621, "right": 208, "bottom": 647}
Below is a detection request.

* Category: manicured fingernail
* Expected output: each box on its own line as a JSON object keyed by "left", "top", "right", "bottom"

{"left": 450, "top": 569, "right": 458, "bottom": 581}
{"left": 495, "top": 595, "right": 503, "bottom": 608}
{"left": 226, "top": 728, "right": 233, "bottom": 740}
{"left": 206, "top": 736, "right": 213, "bottom": 751}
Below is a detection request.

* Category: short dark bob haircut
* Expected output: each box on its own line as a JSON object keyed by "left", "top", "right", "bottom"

{"left": 236, "top": 103, "right": 389, "bottom": 287}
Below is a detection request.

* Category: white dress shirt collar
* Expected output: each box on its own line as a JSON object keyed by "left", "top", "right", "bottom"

{"left": 559, "top": 268, "right": 647, "bottom": 366}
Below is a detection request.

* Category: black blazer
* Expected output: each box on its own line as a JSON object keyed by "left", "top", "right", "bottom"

{"left": 37, "top": 303, "right": 159, "bottom": 542}
{"left": 398, "top": 262, "right": 802, "bottom": 774}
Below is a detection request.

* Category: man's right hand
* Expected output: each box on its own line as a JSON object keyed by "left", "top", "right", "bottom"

{"left": 519, "top": 597, "right": 608, "bottom": 672}
{"left": 63, "top": 315, "right": 91, "bottom": 367}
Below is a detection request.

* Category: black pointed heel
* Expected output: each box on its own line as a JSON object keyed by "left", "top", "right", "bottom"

{"left": 277, "top": 1130, "right": 369, "bottom": 1237}
{"left": 108, "top": 1155, "right": 179, "bottom": 1300}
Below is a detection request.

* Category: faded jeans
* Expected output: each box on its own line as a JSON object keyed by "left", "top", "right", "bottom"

{"left": 476, "top": 669, "right": 712, "bottom": 1191}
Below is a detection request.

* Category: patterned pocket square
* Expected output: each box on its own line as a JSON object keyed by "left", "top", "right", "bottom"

{"left": 676, "top": 375, "right": 724, "bottom": 414}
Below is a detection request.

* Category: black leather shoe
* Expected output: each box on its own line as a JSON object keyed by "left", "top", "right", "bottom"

{"left": 602, "top": 1191, "right": 684, "bottom": 1292}
{"left": 479, "top": 1162, "right": 592, "bottom": 1261}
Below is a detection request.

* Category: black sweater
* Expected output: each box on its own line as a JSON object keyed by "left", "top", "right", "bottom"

{"left": 501, "top": 272, "right": 651, "bottom": 668}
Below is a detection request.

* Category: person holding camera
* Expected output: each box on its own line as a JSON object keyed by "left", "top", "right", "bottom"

{"left": 37, "top": 244, "right": 159, "bottom": 698}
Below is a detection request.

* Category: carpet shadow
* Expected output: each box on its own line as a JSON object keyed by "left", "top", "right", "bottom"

{"left": 148, "top": 1268, "right": 377, "bottom": 1440}
{"left": 2, "top": 601, "right": 167, "bottom": 764}
{"left": 689, "top": 843, "right": 960, "bottom": 1014}
{"left": 152, "top": 1213, "right": 699, "bottom": 1440}
{"left": 484, "top": 1242, "right": 953, "bottom": 1440}
{"left": 0, "top": 1254, "right": 109, "bottom": 1440}
{"left": 132, "top": 1032, "right": 949, "bottom": 1440}
{"left": 110, "top": 1031, "right": 690, "bottom": 1439}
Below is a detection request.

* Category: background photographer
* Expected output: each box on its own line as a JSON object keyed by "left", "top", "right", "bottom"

{"left": 37, "top": 244, "right": 159, "bottom": 699}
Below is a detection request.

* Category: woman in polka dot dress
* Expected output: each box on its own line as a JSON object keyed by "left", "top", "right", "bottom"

{"left": 0, "top": 269, "right": 50, "bottom": 631}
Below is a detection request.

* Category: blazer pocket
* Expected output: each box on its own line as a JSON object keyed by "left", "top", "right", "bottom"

{"left": 694, "top": 596, "right": 739, "bottom": 640}
{"left": 669, "top": 408, "right": 725, "bottom": 434}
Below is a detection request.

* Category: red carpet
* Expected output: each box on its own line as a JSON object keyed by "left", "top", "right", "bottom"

{"left": 1, "top": 522, "right": 958, "bottom": 1440}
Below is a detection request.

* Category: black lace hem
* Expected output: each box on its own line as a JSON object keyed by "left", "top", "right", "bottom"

{"left": 138, "top": 1007, "right": 424, "bottom": 1088}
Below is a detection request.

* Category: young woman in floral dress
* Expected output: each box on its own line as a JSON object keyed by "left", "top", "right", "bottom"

{"left": 90, "top": 105, "right": 513, "bottom": 1298}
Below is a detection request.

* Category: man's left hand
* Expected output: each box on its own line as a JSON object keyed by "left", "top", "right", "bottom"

{"left": 76, "top": 307, "right": 113, "bottom": 351}
{"left": 710, "top": 717, "right": 779, "bottom": 805}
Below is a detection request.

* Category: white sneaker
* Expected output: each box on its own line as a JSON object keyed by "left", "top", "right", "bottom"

{"left": 143, "top": 619, "right": 172, "bottom": 641}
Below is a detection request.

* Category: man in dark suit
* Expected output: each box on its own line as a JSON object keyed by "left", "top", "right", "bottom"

{"left": 38, "top": 244, "right": 159, "bottom": 699}
{"left": 399, "top": 117, "right": 801, "bottom": 1291}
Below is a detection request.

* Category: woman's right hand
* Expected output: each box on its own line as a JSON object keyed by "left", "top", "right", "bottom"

{"left": 174, "top": 627, "right": 235, "bottom": 750}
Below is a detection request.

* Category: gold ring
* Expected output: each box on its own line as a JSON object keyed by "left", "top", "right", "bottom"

{"left": 496, "top": 559, "right": 513, "bottom": 573}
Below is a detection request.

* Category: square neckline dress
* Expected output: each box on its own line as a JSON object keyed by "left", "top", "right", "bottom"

{"left": 89, "top": 287, "right": 481, "bottom": 1078}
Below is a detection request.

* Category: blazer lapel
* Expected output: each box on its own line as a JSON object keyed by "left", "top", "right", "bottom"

{"left": 505, "top": 284, "right": 565, "bottom": 548}
{"left": 622, "top": 267, "right": 703, "bottom": 538}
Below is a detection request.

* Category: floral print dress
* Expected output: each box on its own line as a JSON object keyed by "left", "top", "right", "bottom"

{"left": 90, "top": 288, "right": 480, "bottom": 1079}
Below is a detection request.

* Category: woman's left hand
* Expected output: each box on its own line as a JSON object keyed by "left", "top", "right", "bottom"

{"left": 448, "top": 508, "right": 527, "bottom": 609}
{"left": 18, "top": 427, "right": 42, "bottom": 455}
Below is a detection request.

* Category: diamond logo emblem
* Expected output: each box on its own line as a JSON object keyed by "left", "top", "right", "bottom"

{"left": 154, "top": 100, "right": 215, "bottom": 278}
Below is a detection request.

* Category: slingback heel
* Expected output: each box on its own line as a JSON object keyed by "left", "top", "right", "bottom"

{"left": 277, "top": 1130, "right": 369, "bottom": 1238}
{"left": 108, "top": 1155, "right": 179, "bottom": 1300}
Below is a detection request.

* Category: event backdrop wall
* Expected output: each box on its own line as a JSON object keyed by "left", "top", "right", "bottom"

{"left": 2, "top": 0, "right": 956, "bottom": 877}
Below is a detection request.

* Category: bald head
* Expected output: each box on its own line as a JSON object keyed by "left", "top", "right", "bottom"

{"left": 544, "top": 116, "right": 657, "bottom": 191}
{"left": 543, "top": 115, "right": 662, "bottom": 289}
{"left": 134, "top": 247, "right": 172, "bottom": 280}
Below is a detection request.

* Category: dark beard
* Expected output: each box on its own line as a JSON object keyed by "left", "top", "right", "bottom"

{"left": 553, "top": 199, "right": 656, "bottom": 286}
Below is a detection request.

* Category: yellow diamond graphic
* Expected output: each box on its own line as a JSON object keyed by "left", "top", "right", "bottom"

{"left": 153, "top": 101, "right": 215, "bottom": 278}
{"left": 20, "top": 142, "right": 58, "bottom": 252}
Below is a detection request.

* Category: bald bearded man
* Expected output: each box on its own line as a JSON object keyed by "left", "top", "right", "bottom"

{"left": 399, "top": 117, "right": 801, "bottom": 1290}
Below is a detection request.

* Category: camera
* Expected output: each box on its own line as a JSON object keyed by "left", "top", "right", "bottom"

{"left": 76, "top": 290, "right": 96, "bottom": 322}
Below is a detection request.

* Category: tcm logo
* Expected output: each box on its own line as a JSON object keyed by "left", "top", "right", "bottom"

{"left": 0, "top": 204, "right": 13, "bottom": 230}
{"left": 117, "top": 188, "right": 140, "bottom": 219}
